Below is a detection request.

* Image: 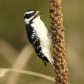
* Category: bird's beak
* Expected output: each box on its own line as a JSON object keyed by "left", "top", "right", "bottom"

{"left": 35, "top": 11, "right": 43, "bottom": 16}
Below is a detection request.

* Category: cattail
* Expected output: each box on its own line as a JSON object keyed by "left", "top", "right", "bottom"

{"left": 49, "top": 0, "right": 69, "bottom": 84}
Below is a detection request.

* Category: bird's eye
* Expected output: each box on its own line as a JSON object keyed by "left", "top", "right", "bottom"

{"left": 31, "top": 13, "right": 34, "bottom": 16}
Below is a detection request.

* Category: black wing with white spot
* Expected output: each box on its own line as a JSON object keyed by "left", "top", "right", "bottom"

{"left": 26, "top": 24, "right": 49, "bottom": 66}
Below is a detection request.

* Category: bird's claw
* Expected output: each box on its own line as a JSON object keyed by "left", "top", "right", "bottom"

{"left": 49, "top": 25, "right": 56, "bottom": 33}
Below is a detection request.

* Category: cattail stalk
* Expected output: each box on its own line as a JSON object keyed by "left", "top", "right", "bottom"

{"left": 49, "top": 0, "right": 69, "bottom": 84}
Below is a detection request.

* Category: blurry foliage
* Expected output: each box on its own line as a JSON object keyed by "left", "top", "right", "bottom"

{"left": 0, "top": 0, "right": 84, "bottom": 84}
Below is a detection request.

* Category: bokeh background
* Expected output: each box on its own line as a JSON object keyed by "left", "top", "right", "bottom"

{"left": 0, "top": 0, "right": 84, "bottom": 84}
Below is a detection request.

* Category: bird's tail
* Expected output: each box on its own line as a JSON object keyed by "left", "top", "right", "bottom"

{"left": 48, "top": 57, "right": 55, "bottom": 69}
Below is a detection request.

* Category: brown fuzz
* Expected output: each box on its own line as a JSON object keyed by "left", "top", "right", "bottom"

{"left": 49, "top": 0, "right": 69, "bottom": 84}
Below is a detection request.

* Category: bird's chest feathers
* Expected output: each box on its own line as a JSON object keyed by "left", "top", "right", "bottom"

{"left": 31, "top": 20, "right": 48, "bottom": 39}
{"left": 31, "top": 18, "right": 50, "bottom": 48}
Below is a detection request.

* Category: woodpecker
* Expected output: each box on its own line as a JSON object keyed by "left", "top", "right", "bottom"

{"left": 24, "top": 10, "right": 54, "bottom": 67}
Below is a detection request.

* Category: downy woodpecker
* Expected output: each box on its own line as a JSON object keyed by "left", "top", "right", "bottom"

{"left": 24, "top": 10, "right": 54, "bottom": 67}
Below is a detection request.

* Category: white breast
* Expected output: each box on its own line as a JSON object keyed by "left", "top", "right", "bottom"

{"left": 31, "top": 16, "right": 54, "bottom": 65}
{"left": 31, "top": 16, "right": 51, "bottom": 48}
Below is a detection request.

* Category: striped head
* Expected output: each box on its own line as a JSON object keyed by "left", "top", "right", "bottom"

{"left": 24, "top": 10, "right": 43, "bottom": 24}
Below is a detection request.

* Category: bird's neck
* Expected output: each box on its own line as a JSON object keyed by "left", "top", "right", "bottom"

{"left": 32, "top": 16, "right": 41, "bottom": 23}
{"left": 25, "top": 16, "right": 41, "bottom": 25}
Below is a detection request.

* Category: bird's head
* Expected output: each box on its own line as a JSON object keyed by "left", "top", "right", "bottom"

{"left": 24, "top": 10, "right": 43, "bottom": 24}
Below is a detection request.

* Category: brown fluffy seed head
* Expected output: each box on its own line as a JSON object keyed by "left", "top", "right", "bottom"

{"left": 49, "top": 0, "right": 69, "bottom": 84}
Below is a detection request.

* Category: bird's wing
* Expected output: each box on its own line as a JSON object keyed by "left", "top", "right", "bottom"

{"left": 26, "top": 24, "right": 49, "bottom": 66}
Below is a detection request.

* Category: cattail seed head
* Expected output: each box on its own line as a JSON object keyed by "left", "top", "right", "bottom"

{"left": 49, "top": 0, "right": 69, "bottom": 84}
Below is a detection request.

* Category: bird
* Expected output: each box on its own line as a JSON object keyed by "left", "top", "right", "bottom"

{"left": 24, "top": 10, "right": 54, "bottom": 67}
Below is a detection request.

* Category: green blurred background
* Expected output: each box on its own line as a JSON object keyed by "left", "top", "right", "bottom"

{"left": 0, "top": 0, "right": 84, "bottom": 84}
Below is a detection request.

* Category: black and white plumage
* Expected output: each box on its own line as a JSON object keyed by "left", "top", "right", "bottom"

{"left": 24, "top": 10, "right": 54, "bottom": 67}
